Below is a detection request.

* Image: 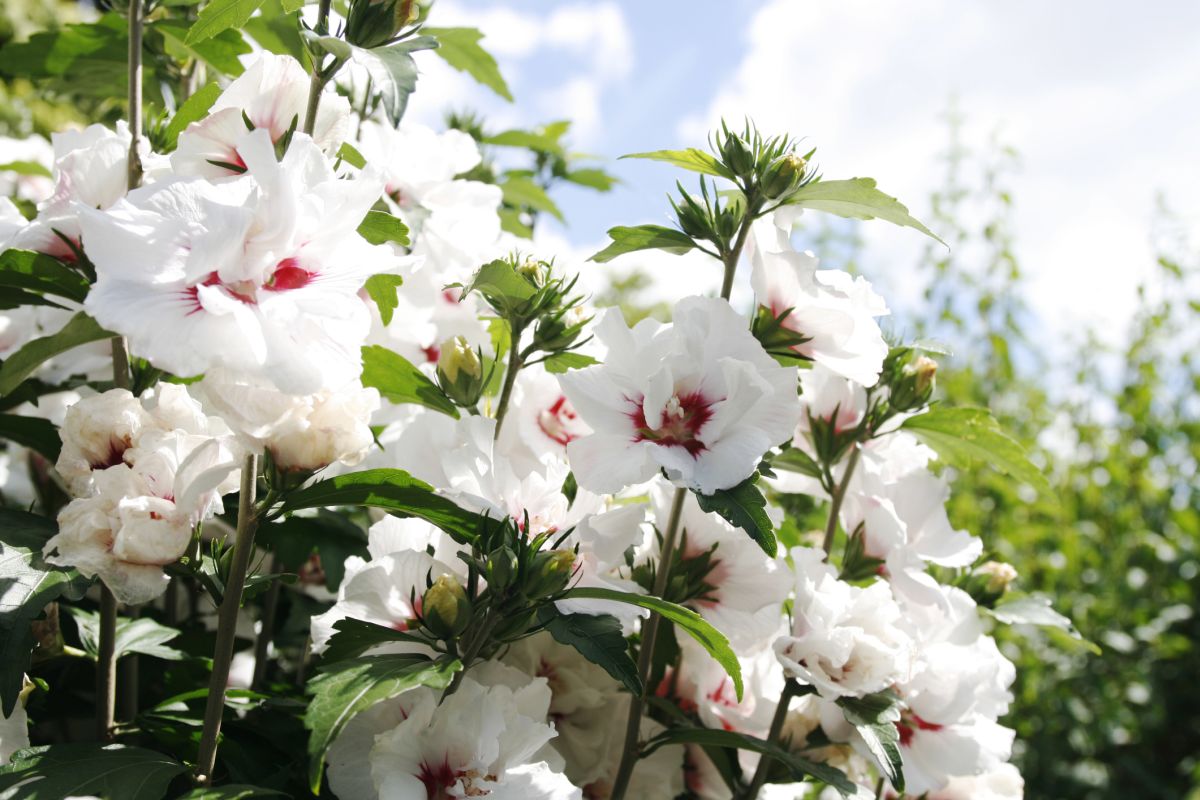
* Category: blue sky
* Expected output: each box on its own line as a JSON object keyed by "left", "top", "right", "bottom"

{"left": 408, "top": 0, "right": 1200, "bottom": 349}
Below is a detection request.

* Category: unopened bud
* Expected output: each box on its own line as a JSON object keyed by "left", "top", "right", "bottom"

{"left": 486, "top": 545, "right": 518, "bottom": 591}
{"left": 517, "top": 257, "right": 549, "bottom": 288}
{"left": 976, "top": 561, "right": 1018, "bottom": 595}
{"left": 760, "top": 153, "right": 808, "bottom": 200}
{"left": 345, "top": 0, "right": 418, "bottom": 49}
{"left": 534, "top": 306, "right": 588, "bottom": 353}
{"left": 527, "top": 549, "right": 576, "bottom": 598}
{"left": 889, "top": 352, "right": 938, "bottom": 411}
{"left": 422, "top": 575, "right": 470, "bottom": 638}
{"left": 437, "top": 336, "right": 485, "bottom": 407}
{"left": 675, "top": 199, "right": 712, "bottom": 241}
{"left": 720, "top": 134, "right": 755, "bottom": 178}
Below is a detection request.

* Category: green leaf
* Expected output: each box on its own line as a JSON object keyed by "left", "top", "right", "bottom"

{"left": 185, "top": 0, "right": 267, "bottom": 44}
{"left": 694, "top": 476, "right": 777, "bottom": 556}
{"left": 838, "top": 692, "right": 904, "bottom": 792}
{"left": 280, "top": 468, "right": 482, "bottom": 543}
{"left": 483, "top": 122, "right": 570, "bottom": 156}
{"left": 621, "top": 148, "right": 735, "bottom": 180}
{"left": 0, "top": 413, "right": 61, "bottom": 461}
{"left": 588, "top": 224, "right": 697, "bottom": 263}
{"left": 178, "top": 785, "right": 287, "bottom": 799}
{"left": 242, "top": 0, "right": 307, "bottom": 64}
{"left": 901, "top": 406, "right": 1051, "bottom": 494}
{"left": 336, "top": 141, "right": 366, "bottom": 169}
{"left": 770, "top": 447, "right": 823, "bottom": 479}
{"left": 305, "top": 655, "right": 460, "bottom": 792}
{"left": 561, "top": 586, "right": 742, "bottom": 701}
{"left": 0, "top": 312, "right": 112, "bottom": 397}
{"left": 463, "top": 258, "right": 537, "bottom": 304}
{"left": 542, "top": 351, "right": 599, "bottom": 374}
{"left": 257, "top": 512, "right": 368, "bottom": 590}
{"left": 564, "top": 167, "right": 618, "bottom": 192}
{"left": 321, "top": 618, "right": 429, "bottom": 663}
{"left": 786, "top": 177, "right": 945, "bottom": 245}
{"left": 364, "top": 274, "right": 404, "bottom": 325}
{"left": 0, "top": 286, "right": 66, "bottom": 311}
{"left": 639, "top": 727, "right": 858, "bottom": 796}
{"left": 360, "top": 345, "right": 459, "bottom": 418}
{"left": 423, "top": 26, "right": 512, "bottom": 101}
{"left": 357, "top": 209, "right": 410, "bottom": 247}
{"left": 350, "top": 37, "right": 439, "bottom": 126}
{"left": 0, "top": 161, "right": 51, "bottom": 178}
{"left": 537, "top": 606, "right": 641, "bottom": 695}
{"left": 0, "top": 510, "right": 89, "bottom": 716}
{"left": 163, "top": 81, "right": 222, "bottom": 150}
{"left": 0, "top": 249, "right": 89, "bottom": 303}
{"left": 157, "top": 21, "right": 252, "bottom": 76}
{"left": 70, "top": 609, "right": 186, "bottom": 662}
{"left": 0, "top": 16, "right": 133, "bottom": 101}
{"left": 989, "top": 593, "right": 1099, "bottom": 653}
{"left": 500, "top": 175, "right": 563, "bottom": 221}
{"left": 0, "top": 744, "right": 186, "bottom": 798}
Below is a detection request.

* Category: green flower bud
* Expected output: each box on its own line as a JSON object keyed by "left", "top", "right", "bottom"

{"left": 977, "top": 560, "right": 1018, "bottom": 595}
{"left": 760, "top": 153, "right": 808, "bottom": 200}
{"left": 422, "top": 575, "right": 471, "bottom": 638}
{"left": 533, "top": 306, "right": 589, "bottom": 353}
{"left": 675, "top": 199, "right": 712, "bottom": 241}
{"left": 517, "top": 257, "right": 550, "bottom": 288}
{"left": 345, "top": 0, "right": 418, "bottom": 50}
{"left": 526, "top": 549, "right": 576, "bottom": 598}
{"left": 890, "top": 353, "right": 938, "bottom": 411}
{"left": 486, "top": 545, "right": 519, "bottom": 591}
{"left": 720, "top": 133, "right": 756, "bottom": 178}
{"left": 437, "top": 336, "right": 485, "bottom": 408}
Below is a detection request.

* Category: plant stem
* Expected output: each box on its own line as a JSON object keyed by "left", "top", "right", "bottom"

{"left": 126, "top": 0, "right": 144, "bottom": 191}
{"left": 609, "top": 485, "right": 686, "bottom": 800}
{"left": 302, "top": 0, "right": 334, "bottom": 136}
{"left": 821, "top": 445, "right": 861, "bottom": 558}
{"left": 741, "top": 679, "right": 799, "bottom": 799}
{"left": 119, "top": 605, "right": 140, "bottom": 722}
{"left": 442, "top": 609, "right": 496, "bottom": 699}
{"left": 194, "top": 453, "right": 259, "bottom": 785}
{"left": 492, "top": 332, "right": 523, "bottom": 439}
{"left": 250, "top": 555, "right": 283, "bottom": 689}
{"left": 720, "top": 199, "right": 761, "bottom": 300}
{"left": 94, "top": 586, "right": 117, "bottom": 741}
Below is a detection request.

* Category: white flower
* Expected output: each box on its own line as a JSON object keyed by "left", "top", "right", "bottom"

{"left": 750, "top": 215, "right": 889, "bottom": 386}
{"left": 81, "top": 131, "right": 401, "bottom": 393}
{"left": 929, "top": 762, "right": 1024, "bottom": 800}
{"left": 173, "top": 53, "right": 350, "bottom": 179}
{"left": 367, "top": 676, "right": 579, "bottom": 800}
{"left": 0, "top": 134, "right": 53, "bottom": 203}
{"left": 578, "top": 694, "right": 685, "bottom": 800}
{"left": 498, "top": 365, "right": 593, "bottom": 473}
{"left": 648, "top": 480, "right": 790, "bottom": 649}
{"left": 773, "top": 547, "right": 912, "bottom": 699}
{"left": 356, "top": 121, "right": 482, "bottom": 203}
{"left": 560, "top": 296, "right": 800, "bottom": 495}
{"left": 673, "top": 635, "right": 783, "bottom": 737}
{"left": 0, "top": 680, "right": 32, "bottom": 766}
{"left": 197, "top": 369, "right": 380, "bottom": 472}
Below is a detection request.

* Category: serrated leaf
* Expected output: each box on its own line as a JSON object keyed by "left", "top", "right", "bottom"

{"left": 838, "top": 692, "right": 904, "bottom": 791}
{"left": 357, "top": 209, "right": 410, "bottom": 247}
{"left": 0, "top": 414, "right": 60, "bottom": 461}
{"left": 0, "top": 312, "right": 111, "bottom": 397}
{"left": 562, "top": 586, "right": 742, "bottom": 701}
{"left": 787, "top": 177, "right": 944, "bottom": 245}
{"left": 771, "top": 447, "right": 823, "bottom": 479}
{"left": 500, "top": 175, "right": 563, "bottom": 221}
{"left": 694, "top": 477, "right": 777, "bottom": 556}
{"left": 621, "top": 148, "right": 735, "bottom": 180}
{"left": 542, "top": 352, "right": 599, "bottom": 374}
{"left": 71, "top": 608, "right": 186, "bottom": 662}
{"left": 423, "top": 26, "right": 511, "bottom": 101}
{"left": 564, "top": 167, "right": 618, "bottom": 192}
{"left": 336, "top": 141, "right": 366, "bottom": 169}
{"left": 305, "top": 655, "right": 460, "bottom": 792}
{"left": 321, "top": 618, "right": 429, "bottom": 663}
{"left": 157, "top": 21, "right": 251, "bottom": 76}
{"left": 537, "top": 606, "right": 641, "bottom": 695}
{"left": 363, "top": 274, "right": 404, "bottom": 325}
{"left": 242, "top": 0, "right": 307, "bottom": 63}
{"left": 361, "top": 345, "right": 459, "bottom": 418}
{"left": 280, "top": 468, "right": 482, "bottom": 543}
{"left": 0, "top": 249, "right": 89, "bottom": 303}
{"left": 163, "top": 81, "right": 222, "bottom": 150}
{"left": 990, "top": 593, "right": 1099, "bottom": 653}
{"left": 588, "top": 224, "right": 697, "bottom": 263}
{"left": 350, "top": 37, "right": 438, "bottom": 126}
{"left": 902, "top": 406, "right": 1051, "bottom": 494}
{"left": 0, "top": 744, "right": 186, "bottom": 798}
{"left": 0, "top": 510, "right": 89, "bottom": 716}
{"left": 185, "top": 0, "right": 267, "bottom": 44}
{"left": 640, "top": 727, "right": 860, "bottom": 796}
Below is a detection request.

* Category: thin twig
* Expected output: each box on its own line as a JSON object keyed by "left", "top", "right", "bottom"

{"left": 821, "top": 445, "right": 861, "bottom": 557}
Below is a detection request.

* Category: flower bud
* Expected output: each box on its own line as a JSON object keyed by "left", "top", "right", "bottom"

{"left": 517, "top": 257, "right": 550, "bottom": 288}
{"left": 533, "top": 306, "right": 588, "bottom": 353}
{"left": 436, "top": 336, "right": 485, "bottom": 407}
{"left": 720, "top": 133, "right": 756, "bottom": 178}
{"left": 889, "top": 353, "right": 938, "bottom": 411}
{"left": 345, "top": 0, "right": 418, "bottom": 49}
{"left": 675, "top": 199, "right": 712, "bottom": 241}
{"left": 526, "top": 549, "right": 576, "bottom": 598}
{"left": 486, "top": 545, "right": 518, "bottom": 591}
{"left": 422, "top": 575, "right": 471, "bottom": 638}
{"left": 760, "top": 153, "right": 808, "bottom": 200}
{"left": 976, "top": 560, "right": 1018, "bottom": 595}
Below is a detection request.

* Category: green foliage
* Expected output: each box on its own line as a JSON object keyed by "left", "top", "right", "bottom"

{"left": 786, "top": 177, "right": 946, "bottom": 245}
{"left": 537, "top": 607, "right": 642, "bottom": 695}
{"left": 0, "top": 413, "right": 60, "bottom": 460}
{"left": 0, "top": 312, "right": 111, "bottom": 396}
{"left": 360, "top": 344, "right": 460, "bottom": 418}
{"left": 589, "top": 224, "right": 697, "bottom": 263}
{"left": 363, "top": 274, "right": 405, "bottom": 325}
{"left": 837, "top": 691, "right": 905, "bottom": 792}
{"left": 163, "top": 82, "right": 221, "bottom": 149}
{"left": 348, "top": 36, "right": 439, "bottom": 125}
{"left": 0, "top": 744, "right": 186, "bottom": 798}
{"left": 356, "top": 209, "right": 410, "bottom": 246}
{"left": 185, "top": 0, "right": 267, "bottom": 45}
{"left": 902, "top": 405, "right": 1051, "bottom": 494}
{"left": 424, "top": 26, "right": 512, "bottom": 101}
{"left": 694, "top": 476, "right": 777, "bottom": 556}
{"left": 621, "top": 148, "right": 735, "bottom": 180}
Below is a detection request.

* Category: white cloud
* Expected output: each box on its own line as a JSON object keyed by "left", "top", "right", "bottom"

{"left": 679, "top": 0, "right": 1200, "bottom": 344}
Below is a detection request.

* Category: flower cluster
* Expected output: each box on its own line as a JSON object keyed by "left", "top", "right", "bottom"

{"left": 0, "top": 30, "right": 1054, "bottom": 800}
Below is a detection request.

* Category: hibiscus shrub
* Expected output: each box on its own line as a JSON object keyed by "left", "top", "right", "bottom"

{"left": 0, "top": 3, "right": 1078, "bottom": 799}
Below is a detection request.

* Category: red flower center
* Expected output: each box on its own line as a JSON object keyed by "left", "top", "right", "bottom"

{"left": 628, "top": 391, "right": 715, "bottom": 457}
{"left": 264, "top": 258, "right": 313, "bottom": 291}
{"left": 896, "top": 713, "right": 944, "bottom": 747}
{"left": 417, "top": 759, "right": 460, "bottom": 799}
{"left": 537, "top": 395, "right": 585, "bottom": 446}
{"left": 184, "top": 259, "right": 314, "bottom": 314}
